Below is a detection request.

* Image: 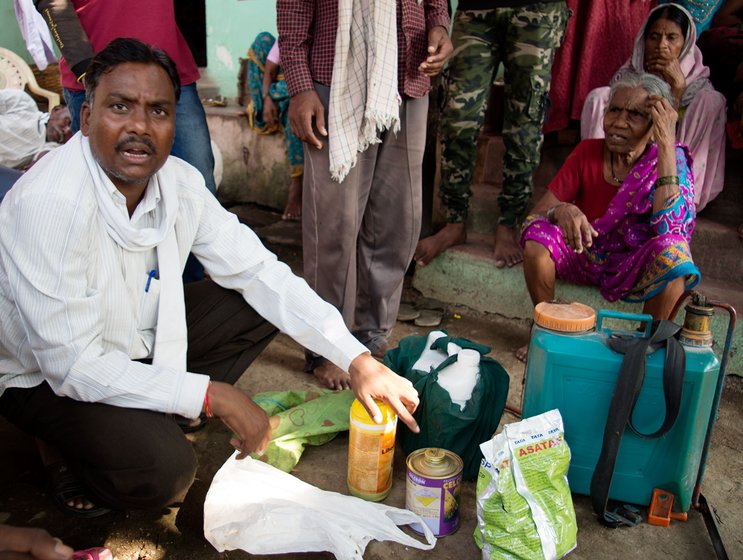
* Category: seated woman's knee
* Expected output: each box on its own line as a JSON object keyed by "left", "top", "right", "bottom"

{"left": 523, "top": 239, "right": 550, "bottom": 262}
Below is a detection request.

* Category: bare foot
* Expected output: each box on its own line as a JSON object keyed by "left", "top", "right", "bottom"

{"left": 515, "top": 343, "right": 529, "bottom": 363}
{"left": 282, "top": 175, "right": 303, "bottom": 221}
{"left": 312, "top": 360, "right": 352, "bottom": 391}
{"left": 414, "top": 223, "right": 467, "bottom": 267}
{"left": 494, "top": 225, "right": 523, "bottom": 268}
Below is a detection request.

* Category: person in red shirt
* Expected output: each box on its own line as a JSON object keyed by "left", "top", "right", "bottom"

{"left": 277, "top": 0, "right": 453, "bottom": 389}
{"left": 518, "top": 72, "right": 700, "bottom": 361}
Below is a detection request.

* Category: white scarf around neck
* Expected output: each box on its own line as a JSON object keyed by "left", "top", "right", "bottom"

{"left": 81, "top": 135, "right": 187, "bottom": 371}
{"left": 328, "top": 0, "right": 401, "bottom": 183}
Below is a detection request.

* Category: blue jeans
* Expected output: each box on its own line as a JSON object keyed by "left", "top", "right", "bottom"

{"left": 0, "top": 166, "right": 23, "bottom": 202}
{"left": 65, "top": 83, "right": 215, "bottom": 281}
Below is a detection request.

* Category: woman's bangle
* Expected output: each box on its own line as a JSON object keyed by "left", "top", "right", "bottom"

{"left": 204, "top": 381, "right": 213, "bottom": 418}
{"left": 546, "top": 203, "right": 565, "bottom": 224}
{"left": 656, "top": 175, "right": 679, "bottom": 187}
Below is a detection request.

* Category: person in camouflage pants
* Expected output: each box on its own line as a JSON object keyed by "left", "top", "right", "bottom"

{"left": 415, "top": 1, "right": 569, "bottom": 268}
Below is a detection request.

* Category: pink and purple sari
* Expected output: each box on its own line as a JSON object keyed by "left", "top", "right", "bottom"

{"left": 521, "top": 143, "right": 700, "bottom": 303}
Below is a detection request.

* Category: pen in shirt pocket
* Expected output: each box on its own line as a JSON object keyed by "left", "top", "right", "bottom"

{"left": 145, "top": 269, "right": 158, "bottom": 293}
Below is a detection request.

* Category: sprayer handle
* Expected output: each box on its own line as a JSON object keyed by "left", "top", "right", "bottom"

{"left": 596, "top": 310, "right": 653, "bottom": 338}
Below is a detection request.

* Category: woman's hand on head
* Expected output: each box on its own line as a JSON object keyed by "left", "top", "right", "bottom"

{"left": 553, "top": 203, "right": 597, "bottom": 254}
{"left": 648, "top": 95, "right": 678, "bottom": 149}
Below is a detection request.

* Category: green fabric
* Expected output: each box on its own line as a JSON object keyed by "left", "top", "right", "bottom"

{"left": 251, "top": 389, "right": 355, "bottom": 472}
{"left": 384, "top": 332, "right": 511, "bottom": 480}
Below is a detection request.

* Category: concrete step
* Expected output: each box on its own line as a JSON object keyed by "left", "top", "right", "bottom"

{"left": 412, "top": 232, "right": 743, "bottom": 375}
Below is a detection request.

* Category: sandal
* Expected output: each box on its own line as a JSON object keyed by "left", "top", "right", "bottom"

{"left": 201, "top": 95, "right": 227, "bottom": 107}
{"left": 397, "top": 302, "right": 420, "bottom": 322}
{"left": 49, "top": 464, "right": 111, "bottom": 518}
{"left": 413, "top": 298, "right": 446, "bottom": 328}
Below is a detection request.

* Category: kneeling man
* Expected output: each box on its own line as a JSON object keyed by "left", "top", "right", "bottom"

{"left": 0, "top": 38, "right": 418, "bottom": 517}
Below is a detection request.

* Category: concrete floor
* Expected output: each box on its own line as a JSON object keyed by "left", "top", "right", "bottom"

{"left": 1, "top": 211, "right": 741, "bottom": 559}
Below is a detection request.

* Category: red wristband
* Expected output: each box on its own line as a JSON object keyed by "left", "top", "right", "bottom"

{"left": 204, "top": 382, "right": 213, "bottom": 418}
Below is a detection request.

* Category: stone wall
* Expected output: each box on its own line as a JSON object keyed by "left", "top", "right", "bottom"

{"left": 205, "top": 106, "right": 290, "bottom": 210}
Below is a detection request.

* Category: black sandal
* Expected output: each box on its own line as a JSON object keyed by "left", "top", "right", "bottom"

{"left": 49, "top": 464, "right": 111, "bottom": 518}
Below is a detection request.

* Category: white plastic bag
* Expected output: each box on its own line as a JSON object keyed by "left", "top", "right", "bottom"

{"left": 204, "top": 454, "right": 436, "bottom": 559}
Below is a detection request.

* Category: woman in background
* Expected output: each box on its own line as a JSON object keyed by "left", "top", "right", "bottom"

{"left": 246, "top": 32, "right": 303, "bottom": 221}
{"left": 581, "top": 3, "right": 726, "bottom": 212}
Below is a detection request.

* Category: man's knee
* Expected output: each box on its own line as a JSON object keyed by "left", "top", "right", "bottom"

{"left": 86, "top": 427, "right": 198, "bottom": 510}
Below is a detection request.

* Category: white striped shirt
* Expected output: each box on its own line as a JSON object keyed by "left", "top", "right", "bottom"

{"left": 0, "top": 134, "right": 367, "bottom": 418}
{"left": 0, "top": 89, "right": 49, "bottom": 169}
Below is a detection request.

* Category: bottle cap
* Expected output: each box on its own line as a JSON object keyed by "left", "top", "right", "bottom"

{"left": 457, "top": 349, "right": 480, "bottom": 365}
{"left": 534, "top": 302, "right": 596, "bottom": 332}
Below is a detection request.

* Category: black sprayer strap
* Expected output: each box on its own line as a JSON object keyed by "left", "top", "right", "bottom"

{"left": 590, "top": 320, "right": 686, "bottom": 527}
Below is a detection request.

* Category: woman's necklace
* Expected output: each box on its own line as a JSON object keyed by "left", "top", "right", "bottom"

{"left": 610, "top": 152, "right": 624, "bottom": 185}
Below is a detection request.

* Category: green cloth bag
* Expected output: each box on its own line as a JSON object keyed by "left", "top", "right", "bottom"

{"left": 251, "top": 389, "right": 355, "bottom": 472}
{"left": 384, "top": 331, "right": 510, "bottom": 480}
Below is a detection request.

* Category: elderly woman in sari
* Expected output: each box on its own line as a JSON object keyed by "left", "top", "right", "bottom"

{"left": 518, "top": 71, "right": 700, "bottom": 360}
{"left": 582, "top": 3, "right": 726, "bottom": 212}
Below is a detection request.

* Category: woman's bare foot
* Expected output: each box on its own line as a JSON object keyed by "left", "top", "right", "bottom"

{"left": 282, "top": 175, "right": 303, "bottom": 221}
{"left": 515, "top": 343, "right": 529, "bottom": 363}
{"left": 494, "top": 225, "right": 523, "bottom": 268}
{"left": 414, "top": 223, "right": 467, "bottom": 267}
{"left": 312, "top": 360, "right": 352, "bottom": 391}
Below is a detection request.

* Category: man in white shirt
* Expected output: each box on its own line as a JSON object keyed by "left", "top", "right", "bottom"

{"left": 0, "top": 89, "right": 72, "bottom": 169}
{"left": 0, "top": 38, "right": 419, "bottom": 517}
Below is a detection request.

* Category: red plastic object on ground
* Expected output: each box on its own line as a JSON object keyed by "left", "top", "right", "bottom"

{"left": 647, "top": 488, "right": 689, "bottom": 527}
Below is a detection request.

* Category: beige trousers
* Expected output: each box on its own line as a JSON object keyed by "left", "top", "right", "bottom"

{"left": 303, "top": 83, "right": 428, "bottom": 355}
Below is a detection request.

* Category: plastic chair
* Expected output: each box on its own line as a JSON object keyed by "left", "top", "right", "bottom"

{"left": 0, "top": 47, "right": 60, "bottom": 110}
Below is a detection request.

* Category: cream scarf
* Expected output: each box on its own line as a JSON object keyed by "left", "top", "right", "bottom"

{"left": 328, "top": 0, "right": 400, "bottom": 183}
{"left": 81, "top": 136, "right": 187, "bottom": 371}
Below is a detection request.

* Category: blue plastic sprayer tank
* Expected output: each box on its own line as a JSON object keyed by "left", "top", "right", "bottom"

{"left": 521, "top": 305, "right": 719, "bottom": 512}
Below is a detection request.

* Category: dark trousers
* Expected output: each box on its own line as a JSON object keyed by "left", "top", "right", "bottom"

{"left": 0, "top": 280, "right": 277, "bottom": 510}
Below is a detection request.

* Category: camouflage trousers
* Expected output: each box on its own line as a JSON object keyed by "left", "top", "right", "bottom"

{"left": 440, "top": 2, "right": 569, "bottom": 228}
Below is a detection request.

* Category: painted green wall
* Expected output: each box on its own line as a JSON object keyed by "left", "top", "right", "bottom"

{"left": 0, "top": 4, "right": 36, "bottom": 64}
{"left": 205, "top": 0, "right": 278, "bottom": 100}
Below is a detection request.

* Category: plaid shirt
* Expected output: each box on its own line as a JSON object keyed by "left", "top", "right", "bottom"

{"left": 277, "top": 0, "right": 450, "bottom": 99}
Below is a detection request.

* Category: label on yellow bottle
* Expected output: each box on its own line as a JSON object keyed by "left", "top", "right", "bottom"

{"left": 347, "top": 399, "right": 397, "bottom": 501}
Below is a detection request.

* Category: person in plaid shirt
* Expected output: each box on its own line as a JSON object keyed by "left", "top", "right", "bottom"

{"left": 277, "top": 0, "right": 452, "bottom": 389}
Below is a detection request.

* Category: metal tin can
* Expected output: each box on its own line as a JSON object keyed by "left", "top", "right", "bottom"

{"left": 406, "top": 448, "right": 463, "bottom": 537}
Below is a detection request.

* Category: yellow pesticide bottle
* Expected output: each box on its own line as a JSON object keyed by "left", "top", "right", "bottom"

{"left": 347, "top": 398, "right": 397, "bottom": 501}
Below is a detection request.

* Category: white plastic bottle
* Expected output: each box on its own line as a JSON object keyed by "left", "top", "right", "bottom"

{"left": 412, "top": 330, "right": 447, "bottom": 373}
{"left": 436, "top": 349, "right": 481, "bottom": 411}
